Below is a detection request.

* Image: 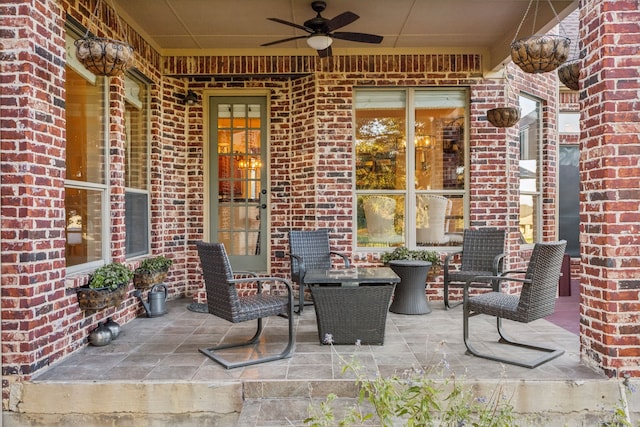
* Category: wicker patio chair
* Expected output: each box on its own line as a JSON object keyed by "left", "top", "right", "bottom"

{"left": 287, "top": 229, "right": 350, "bottom": 314}
{"left": 462, "top": 240, "right": 567, "bottom": 368}
{"left": 196, "top": 242, "right": 294, "bottom": 369}
{"left": 443, "top": 228, "right": 506, "bottom": 309}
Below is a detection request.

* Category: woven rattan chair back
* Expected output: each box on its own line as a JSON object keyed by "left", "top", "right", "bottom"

{"left": 460, "top": 228, "right": 506, "bottom": 272}
{"left": 287, "top": 229, "right": 350, "bottom": 313}
{"left": 462, "top": 240, "right": 567, "bottom": 368}
{"left": 515, "top": 240, "right": 568, "bottom": 322}
{"left": 289, "top": 229, "right": 333, "bottom": 280}
{"left": 443, "top": 228, "right": 506, "bottom": 309}
{"left": 196, "top": 242, "right": 243, "bottom": 323}
{"left": 196, "top": 241, "right": 295, "bottom": 369}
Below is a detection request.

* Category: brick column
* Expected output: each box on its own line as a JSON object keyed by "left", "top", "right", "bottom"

{"left": 0, "top": 0, "right": 74, "bottom": 406}
{"left": 579, "top": 0, "right": 640, "bottom": 377}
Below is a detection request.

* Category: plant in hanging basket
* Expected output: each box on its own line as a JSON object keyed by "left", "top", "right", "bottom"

{"left": 76, "top": 262, "right": 133, "bottom": 310}
{"left": 133, "top": 256, "right": 173, "bottom": 289}
{"left": 487, "top": 107, "right": 521, "bottom": 128}
{"left": 557, "top": 59, "right": 580, "bottom": 91}
{"left": 511, "top": 35, "right": 570, "bottom": 74}
{"left": 74, "top": 37, "right": 134, "bottom": 77}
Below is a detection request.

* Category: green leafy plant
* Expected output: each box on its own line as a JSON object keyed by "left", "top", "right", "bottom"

{"left": 381, "top": 246, "right": 441, "bottom": 268}
{"left": 134, "top": 256, "right": 173, "bottom": 275}
{"left": 305, "top": 339, "right": 518, "bottom": 427}
{"left": 88, "top": 263, "right": 134, "bottom": 290}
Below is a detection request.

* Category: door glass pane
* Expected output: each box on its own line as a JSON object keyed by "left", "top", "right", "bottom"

{"left": 217, "top": 101, "right": 263, "bottom": 256}
{"left": 232, "top": 104, "right": 246, "bottom": 128}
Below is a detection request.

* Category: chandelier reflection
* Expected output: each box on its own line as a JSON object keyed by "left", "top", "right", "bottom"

{"left": 238, "top": 157, "right": 262, "bottom": 170}
{"left": 415, "top": 135, "right": 434, "bottom": 171}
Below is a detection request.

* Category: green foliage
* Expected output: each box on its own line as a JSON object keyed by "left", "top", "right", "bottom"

{"left": 88, "top": 263, "right": 133, "bottom": 290}
{"left": 381, "top": 246, "right": 441, "bottom": 267}
{"left": 304, "top": 345, "right": 517, "bottom": 427}
{"left": 134, "top": 256, "right": 173, "bottom": 275}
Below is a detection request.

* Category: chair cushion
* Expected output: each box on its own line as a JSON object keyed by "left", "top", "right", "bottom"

{"left": 233, "top": 294, "right": 289, "bottom": 322}
{"left": 467, "top": 292, "right": 521, "bottom": 321}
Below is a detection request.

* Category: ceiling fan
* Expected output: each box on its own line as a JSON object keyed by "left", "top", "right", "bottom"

{"left": 261, "top": 1, "right": 384, "bottom": 57}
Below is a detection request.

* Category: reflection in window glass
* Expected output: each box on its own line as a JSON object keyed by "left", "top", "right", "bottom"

{"left": 519, "top": 95, "right": 541, "bottom": 244}
{"left": 65, "top": 64, "right": 106, "bottom": 268}
{"left": 354, "top": 89, "right": 467, "bottom": 249}
{"left": 124, "top": 75, "right": 149, "bottom": 258}
{"left": 65, "top": 187, "right": 104, "bottom": 266}
{"left": 559, "top": 112, "right": 580, "bottom": 134}
{"left": 65, "top": 67, "right": 105, "bottom": 184}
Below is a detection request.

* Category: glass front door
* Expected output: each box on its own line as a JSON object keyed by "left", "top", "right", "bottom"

{"left": 210, "top": 96, "right": 267, "bottom": 270}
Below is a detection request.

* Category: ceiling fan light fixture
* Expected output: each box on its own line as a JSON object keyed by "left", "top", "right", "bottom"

{"left": 307, "top": 34, "right": 333, "bottom": 50}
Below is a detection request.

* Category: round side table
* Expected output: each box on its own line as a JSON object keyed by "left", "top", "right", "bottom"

{"left": 388, "top": 260, "right": 432, "bottom": 314}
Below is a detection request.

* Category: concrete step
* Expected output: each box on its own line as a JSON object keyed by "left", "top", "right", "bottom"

{"left": 5, "top": 377, "right": 637, "bottom": 426}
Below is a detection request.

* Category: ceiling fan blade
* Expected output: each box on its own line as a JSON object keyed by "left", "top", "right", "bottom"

{"left": 331, "top": 32, "right": 383, "bottom": 44}
{"left": 261, "top": 35, "right": 308, "bottom": 47}
{"left": 325, "top": 11, "right": 359, "bottom": 32}
{"left": 318, "top": 45, "right": 332, "bottom": 58}
{"left": 267, "top": 17, "right": 312, "bottom": 33}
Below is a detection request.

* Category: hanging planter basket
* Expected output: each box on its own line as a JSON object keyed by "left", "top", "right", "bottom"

{"left": 557, "top": 59, "right": 580, "bottom": 91}
{"left": 77, "top": 283, "right": 128, "bottom": 311}
{"left": 487, "top": 107, "right": 521, "bottom": 128}
{"left": 74, "top": 0, "right": 134, "bottom": 77}
{"left": 74, "top": 38, "right": 134, "bottom": 77}
{"left": 133, "top": 270, "right": 168, "bottom": 289}
{"left": 511, "top": 35, "right": 570, "bottom": 74}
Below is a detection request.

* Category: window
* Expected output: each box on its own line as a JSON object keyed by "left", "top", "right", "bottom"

{"left": 64, "top": 32, "right": 107, "bottom": 269}
{"left": 559, "top": 112, "right": 580, "bottom": 134}
{"left": 518, "top": 95, "right": 541, "bottom": 244}
{"left": 123, "top": 75, "right": 150, "bottom": 258}
{"left": 354, "top": 89, "right": 467, "bottom": 249}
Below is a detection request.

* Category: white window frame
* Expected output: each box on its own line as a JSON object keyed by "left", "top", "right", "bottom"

{"left": 123, "top": 73, "right": 151, "bottom": 260}
{"left": 65, "top": 25, "right": 110, "bottom": 273}
{"left": 518, "top": 94, "right": 542, "bottom": 246}
{"left": 353, "top": 88, "right": 469, "bottom": 252}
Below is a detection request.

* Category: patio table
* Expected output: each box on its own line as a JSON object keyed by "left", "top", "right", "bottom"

{"left": 305, "top": 267, "right": 399, "bottom": 345}
{"left": 388, "top": 260, "right": 432, "bottom": 314}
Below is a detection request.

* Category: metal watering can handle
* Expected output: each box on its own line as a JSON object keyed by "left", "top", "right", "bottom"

{"left": 151, "top": 284, "right": 168, "bottom": 301}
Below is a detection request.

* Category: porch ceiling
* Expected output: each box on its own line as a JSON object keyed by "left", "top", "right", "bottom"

{"left": 113, "top": 0, "right": 577, "bottom": 73}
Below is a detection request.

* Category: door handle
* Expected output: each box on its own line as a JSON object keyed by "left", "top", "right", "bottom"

{"left": 257, "top": 204, "right": 267, "bottom": 209}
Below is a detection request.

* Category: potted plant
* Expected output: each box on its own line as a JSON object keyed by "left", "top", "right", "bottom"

{"left": 76, "top": 262, "right": 133, "bottom": 310}
{"left": 381, "top": 246, "right": 442, "bottom": 279}
{"left": 133, "top": 256, "right": 173, "bottom": 289}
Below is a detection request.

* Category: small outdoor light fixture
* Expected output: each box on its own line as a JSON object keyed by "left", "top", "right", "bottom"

{"left": 306, "top": 34, "right": 333, "bottom": 51}
{"left": 181, "top": 90, "right": 199, "bottom": 106}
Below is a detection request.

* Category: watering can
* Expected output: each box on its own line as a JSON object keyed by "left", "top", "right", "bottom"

{"left": 133, "top": 284, "right": 167, "bottom": 317}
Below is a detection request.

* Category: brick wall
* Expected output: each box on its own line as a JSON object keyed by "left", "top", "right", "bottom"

{"left": 0, "top": 0, "right": 185, "bottom": 407}
{"left": 170, "top": 58, "right": 559, "bottom": 301}
{"left": 1, "top": 0, "right": 70, "bottom": 405}
{"left": 579, "top": 0, "right": 640, "bottom": 377}
{"left": 0, "top": 0, "right": 570, "bottom": 409}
